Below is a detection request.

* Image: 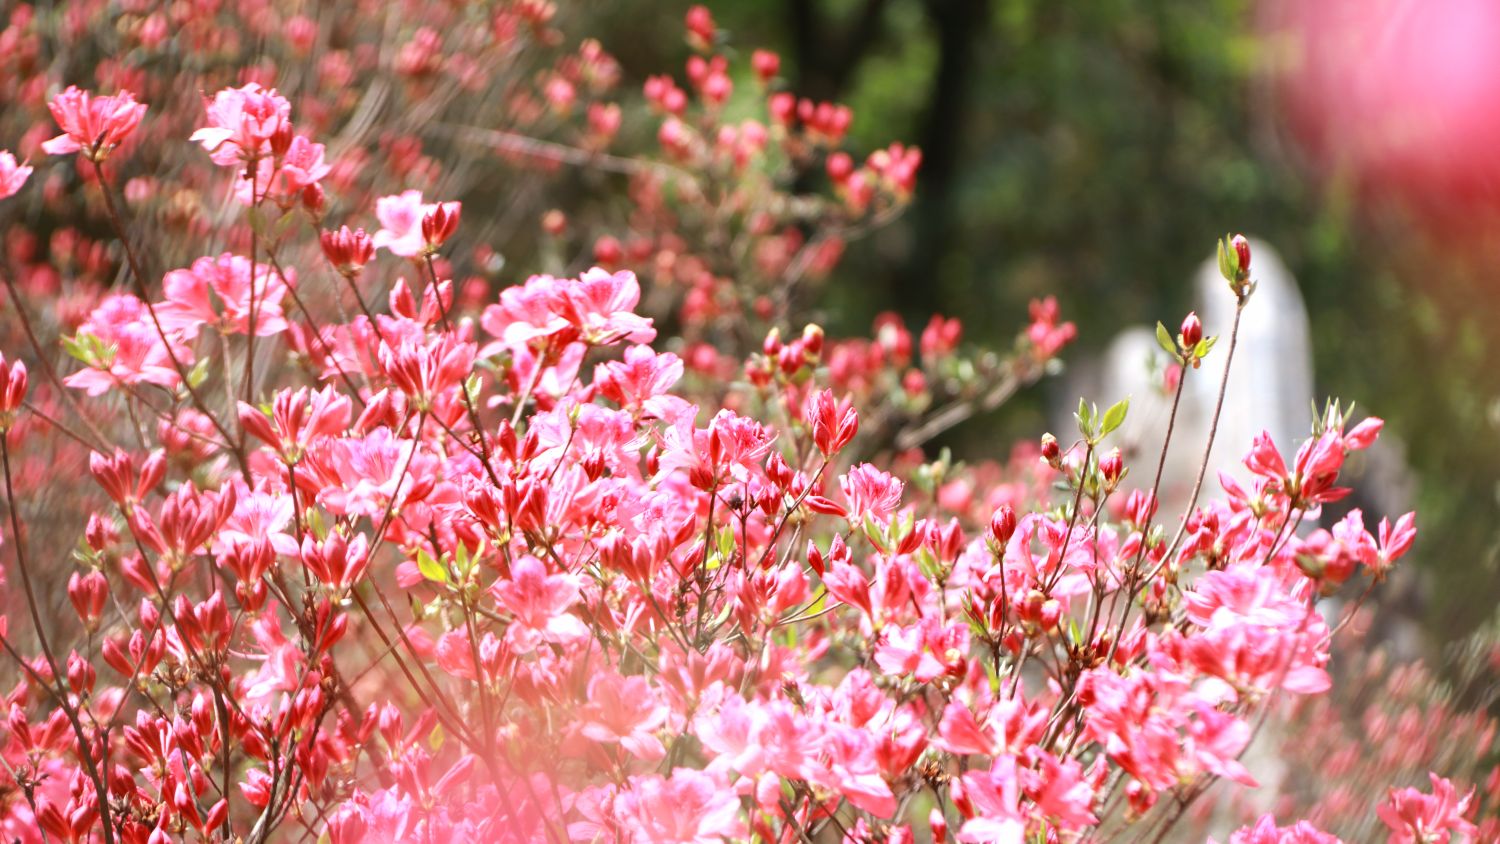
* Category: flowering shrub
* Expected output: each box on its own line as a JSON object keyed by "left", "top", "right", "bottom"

{"left": 0, "top": 3, "right": 1485, "bottom": 843}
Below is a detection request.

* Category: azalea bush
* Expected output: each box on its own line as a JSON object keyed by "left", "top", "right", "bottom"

{"left": 0, "top": 3, "right": 1489, "bottom": 843}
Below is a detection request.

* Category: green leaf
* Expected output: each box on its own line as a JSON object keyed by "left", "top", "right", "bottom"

{"left": 1075, "top": 397, "right": 1094, "bottom": 439}
{"left": 1155, "top": 321, "right": 1177, "bottom": 355}
{"left": 415, "top": 548, "right": 448, "bottom": 583}
{"left": 1100, "top": 397, "right": 1130, "bottom": 436}
{"left": 428, "top": 723, "right": 445, "bottom": 751}
{"left": 186, "top": 358, "right": 211, "bottom": 390}
{"left": 61, "top": 334, "right": 90, "bottom": 363}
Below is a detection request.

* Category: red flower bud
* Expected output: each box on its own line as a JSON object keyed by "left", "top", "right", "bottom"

{"left": 1100, "top": 447, "right": 1124, "bottom": 485}
{"left": 593, "top": 235, "right": 623, "bottom": 267}
{"left": 752, "top": 50, "right": 780, "bottom": 84}
{"left": 1040, "top": 433, "right": 1060, "bottom": 466}
{"left": 1180, "top": 312, "right": 1202, "bottom": 349}
{"left": 989, "top": 504, "right": 1017, "bottom": 546}
{"left": 320, "top": 226, "right": 374, "bottom": 277}
{"left": 420, "top": 201, "right": 461, "bottom": 251}
{"left": 0, "top": 354, "right": 27, "bottom": 426}
{"left": 68, "top": 571, "right": 108, "bottom": 630}
{"left": 1232, "top": 234, "right": 1251, "bottom": 276}
{"left": 541, "top": 209, "right": 567, "bottom": 236}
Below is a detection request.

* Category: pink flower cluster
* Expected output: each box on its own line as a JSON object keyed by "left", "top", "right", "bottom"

{"left": 0, "top": 4, "right": 1483, "bottom": 844}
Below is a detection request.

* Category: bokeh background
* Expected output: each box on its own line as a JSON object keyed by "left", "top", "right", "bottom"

{"left": 590, "top": 0, "right": 1500, "bottom": 648}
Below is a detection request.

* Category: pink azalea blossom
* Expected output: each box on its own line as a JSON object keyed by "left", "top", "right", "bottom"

{"left": 42, "top": 86, "right": 147, "bottom": 160}
{"left": 190, "top": 83, "right": 291, "bottom": 165}
{"left": 158, "top": 253, "right": 290, "bottom": 336}
{"left": 0, "top": 150, "right": 30, "bottom": 198}
{"left": 1378, "top": 774, "right": 1478, "bottom": 844}
{"left": 63, "top": 294, "right": 192, "bottom": 395}
{"left": 371, "top": 190, "right": 460, "bottom": 257}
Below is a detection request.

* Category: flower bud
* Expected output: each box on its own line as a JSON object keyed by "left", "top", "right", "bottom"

{"left": 1179, "top": 312, "right": 1202, "bottom": 350}
{"left": 1218, "top": 233, "right": 1251, "bottom": 286}
{"left": 320, "top": 226, "right": 374, "bottom": 277}
{"left": 801, "top": 323, "right": 825, "bottom": 359}
{"left": 68, "top": 571, "right": 108, "bottom": 630}
{"left": 593, "top": 235, "right": 623, "bottom": 267}
{"left": 66, "top": 651, "right": 95, "bottom": 696}
{"left": 752, "top": 50, "right": 781, "bottom": 84}
{"left": 989, "top": 505, "right": 1017, "bottom": 546}
{"left": 420, "top": 201, "right": 461, "bottom": 252}
{"left": 928, "top": 808, "right": 948, "bottom": 842}
{"left": 301, "top": 182, "right": 325, "bottom": 215}
{"left": 1100, "top": 448, "right": 1123, "bottom": 486}
{"left": 0, "top": 354, "right": 26, "bottom": 429}
{"left": 541, "top": 209, "right": 567, "bottom": 237}
{"left": 1039, "top": 598, "right": 1063, "bottom": 631}
{"left": 1040, "top": 433, "right": 1060, "bottom": 467}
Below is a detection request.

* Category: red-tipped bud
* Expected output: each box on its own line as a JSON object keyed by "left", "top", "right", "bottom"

{"left": 989, "top": 505, "right": 1017, "bottom": 546}
{"left": 1233, "top": 235, "right": 1251, "bottom": 276}
{"left": 66, "top": 651, "right": 95, "bottom": 696}
{"left": 801, "top": 323, "right": 825, "bottom": 359}
{"left": 1100, "top": 447, "right": 1124, "bottom": 486}
{"left": 1040, "top": 433, "right": 1060, "bottom": 466}
{"left": 302, "top": 182, "right": 326, "bottom": 214}
{"left": 420, "top": 201, "right": 461, "bottom": 251}
{"left": 0, "top": 355, "right": 27, "bottom": 422}
{"left": 929, "top": 808, "right": 949, "bottom": 842}
{"left": 1219, "top": 233, "right": 1252, "bottom": 286}
{"left": 1179, "top": 312, "right": 1202, "bottom": 350}
{"left": 826, "top": 152, "right": 854, "bottom": 185}
{"left": 68, "top": 571, "right": 108, "bottom": 630}
{"left": 684, "top": 5, "right": 716, "bottom": 48}
{"left": 752, "top": 50, "right": 780, "bottom": 84}
{"left": 541, "top": 209, "right": 567, "bottom": 236}
{"left": 320, "top": 226, "right": 375, "bottom": 277}
{"left": 593, "top": 235, "right": 623, "bottom": 267}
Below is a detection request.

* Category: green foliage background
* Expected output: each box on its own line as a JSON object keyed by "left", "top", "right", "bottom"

{"left": 594, "top": 0, "right": 1500, "bottom": 644}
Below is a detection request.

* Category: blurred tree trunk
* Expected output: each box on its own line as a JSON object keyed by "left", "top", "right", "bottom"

{"left": 785, "top": 0, "right": 991, "bottom": 319}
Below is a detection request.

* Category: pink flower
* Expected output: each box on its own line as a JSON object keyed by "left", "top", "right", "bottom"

{"left": 617, "top": 770, "right": 744, "bottom": 843}
{"left": 559, "top": 268, "right": 656, "bottom": 343}
{"left": 242, "top": 614, "right": 305, "bottom": 706}
{"left": 874, "top": 616, "right": 968, "bottom": 682}
{"left": 42, "top": 86, "right": 147, "bottom": 161}
{"left": 0, "top": 150, "right": 30, "bottom": 199}
{"left": 1022, "top": 752, "right": 1097, "bottom": 832}
{"left": 579, "top": 670, "right": 668, "bottom": 760}
{"left": 1223, "top": 815, "right": 1343, "bottom": 844}
{"left": 956, "top": 756, "right": 1025, "bottom": 844}
{"left": 299, "top": 531, "right": 371, "bottom": 593}
{"left": 158, "top": 253, "right": 289, "bottom": 336}
{"left": 1378, "top": 774, "right": 1478, "bottom": 844}
{"left": 595, "top": 345, "right": 686, "bottom": 417}
{"left": 491, "top": 555, "right": 588, "bottom": 651}
{"left": 806, "top": 388, "right": 859, "bottom": 456}
{"left": 840, "top": 462, "right": 904, "bottom": 525}
{"left": 190, "top": 83, "right": 291, "bottom": 165}
{"left": 372, "top": 190, "right": 456, "bottom": 258}
{"left": 481, "top": 273, "right": 576, "bottom": 351}
{"left": 63, "top": 294, "right": 192, "bottom": 396}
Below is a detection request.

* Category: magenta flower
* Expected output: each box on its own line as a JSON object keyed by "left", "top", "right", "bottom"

{"left": 63, "top": 294, "right": 192, "bottom": 396}
{"left": 158, "top": 253, "right": 289, "bottom": 337}
{"left": 41, "top": 86, "right": 147, "bottom": 161}
{"left": 0, "top": 150, "right": 30, "bottom": 199}
{"left": 190, "top": 83, "right": 291, "bottom": 165}
{"left": 1378, "top": 774, "right": 1478, "bottom": 844}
